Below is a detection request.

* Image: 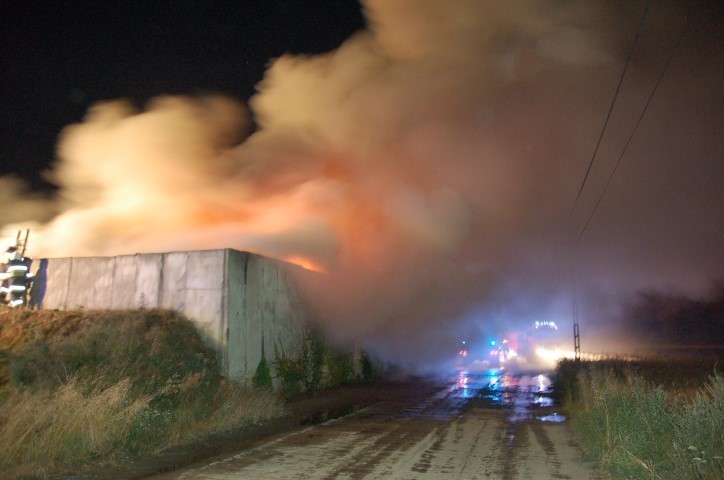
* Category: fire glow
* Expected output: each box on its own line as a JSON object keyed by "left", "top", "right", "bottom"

{"left": 284, "top": 256, "right": 326, "bottom": 274}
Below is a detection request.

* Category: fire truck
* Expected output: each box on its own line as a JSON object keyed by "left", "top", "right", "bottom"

{"left": 489, "top": 321, "right": 564, "bottom": 366}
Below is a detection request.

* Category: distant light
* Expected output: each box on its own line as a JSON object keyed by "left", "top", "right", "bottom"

{"left": 490, "top": 340, "right": 496, "bottom": 346}
{"left": 535, "top": 347, "right": 575, "bottom": 364}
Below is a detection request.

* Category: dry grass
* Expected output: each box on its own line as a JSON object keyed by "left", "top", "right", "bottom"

{"left": 0, "top": 308, "right": 286, "bottom": 479}
{"left": 0, "top": 377, "right": 284, "bottom": 479}
{"left": 0, "top": 377, "right": 150, "bottom": 478}
{"left": 162, "top": 381, "right": 284, "bottom": 447}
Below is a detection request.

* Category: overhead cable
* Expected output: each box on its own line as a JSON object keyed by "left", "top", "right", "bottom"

{"left": 571, "top": 0, "right": 652, "bottom": 212}
{"left": 577, "top": 32, "right": 683, "bottom": 241}
{"left": 568, "top": 0, "right": 652, "bottom": 358}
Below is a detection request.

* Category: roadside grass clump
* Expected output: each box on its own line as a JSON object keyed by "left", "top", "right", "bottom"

{"left": 324, "top": 348, "right": 355, "bottom": 388}
{"left": 556, "top": 358, "right": 723, "bottom": 479}
{"left": 670, "top": 375, "right": 724, "bottom": 480}
{"left": 273, "top": 325, "right": 358, "bottom": 397}
{"left": 0, "top": 377, "right": 150, "bottom": 479}
{"left": 252, "top": 355, "right": 274, "bottom": 389}
{"left": 155, "top": 378, "right": 282, "bottom": 447}
{"left": 273, "top": 342, "right": 310, "bottom": 397}
{"left": 0, "top": 307, "right": 284, "bottom": 479}
{"left": 571, "top": 369, "right": 674, "bottom": 477}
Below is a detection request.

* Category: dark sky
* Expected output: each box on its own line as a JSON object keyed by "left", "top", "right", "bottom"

{"left": 1, "top": 1, "right": 365, "bottom": 189}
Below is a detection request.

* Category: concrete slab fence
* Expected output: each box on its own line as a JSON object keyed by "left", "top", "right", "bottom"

{"left": 29, "top": 249, "right": 312, "bottom": 384}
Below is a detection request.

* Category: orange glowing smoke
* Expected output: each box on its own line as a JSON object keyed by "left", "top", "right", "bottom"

{"left": 284, "top": 256, "right": 326, "bottom": 273}
{"left": 2, "top": 0, "right": 719, "bottom": 367}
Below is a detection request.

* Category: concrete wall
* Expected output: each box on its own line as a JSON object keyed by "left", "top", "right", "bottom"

{"left": 31, "top": 249, "right": 312, "bottom": 383}
{"left": 225, "top": 251, "right": 309, "bottom": 382}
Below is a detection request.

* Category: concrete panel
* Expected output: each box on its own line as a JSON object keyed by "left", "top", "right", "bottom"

{"left": 186, "top": 250, "right": 224, "bottom": 290}
{"left": 135, "top": 254, "right": 162, "bottom": 308}
{"left": 184, "top": 250, "right": 225, "bottom": 349}
{"left": 67, "top": 257, "right": 115, "bottom": 309}
{"left": 160, "top": 252, "right": 188, "bottom": 311}
{"left": 111, "top": 255, "right": 138, "bottom": 308}
{"left": 242, "top": 256, "right": 269, "bottom": 383}
{"left": 225, "top": 250, "right": 249, "bottom": 380}
{"left": 184, "top": 288, "right": 223, "bottom": 344}
{"left": 39, "top": 257, "right": 71, "bottom": 308}
{"left": 237, "top": 255, "right": 307, "bottom": 384}
{"left": 28, "top": 258, "right": 49, "bottom": 309}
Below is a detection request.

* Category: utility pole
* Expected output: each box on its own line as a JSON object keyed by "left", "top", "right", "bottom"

{"left": 572, "top": 285, "right": 581, "bottom": 362}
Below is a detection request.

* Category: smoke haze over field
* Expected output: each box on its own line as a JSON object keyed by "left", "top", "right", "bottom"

{"left": 1, "top": 1, "right": 722, "bottom": 363}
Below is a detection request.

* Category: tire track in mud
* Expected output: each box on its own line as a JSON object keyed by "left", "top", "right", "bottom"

{"left": 529, "top": 421, "right": 568, "bottom": 479}
{"left": 321, "top": 420, "right": 447, "bottom": 479}
{"left": 159, "top": 373, "right": 602, "bottom": 480}
{"left": 496, "top": 420, "right": 527, "bottom": 479}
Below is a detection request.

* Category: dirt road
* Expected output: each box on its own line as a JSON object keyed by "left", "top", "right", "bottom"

{"left": 151, "top": 370, "right": 602, "bottom": 479}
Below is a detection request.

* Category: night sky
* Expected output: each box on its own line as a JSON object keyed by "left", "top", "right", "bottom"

{"left": 1, "top": 1, "right": 365, "bottom": 189}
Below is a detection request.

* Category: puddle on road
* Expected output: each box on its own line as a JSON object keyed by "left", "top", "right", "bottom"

{"left": 538, "top": 413, "right": 566, "bottom": 422}
{"left": 456, "top": 369, "right": 567, "bottom": 424}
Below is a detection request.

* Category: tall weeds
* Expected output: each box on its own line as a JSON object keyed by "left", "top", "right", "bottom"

{"left": 557, "top": 358, "right": 723, "bottom": 479}
{"left": 671, "top": 375, "right": 724, "bottom": 479}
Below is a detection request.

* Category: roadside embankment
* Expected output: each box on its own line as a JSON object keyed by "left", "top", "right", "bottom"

{"left": 0, "top": 308, "right": 284, "bottom": 479}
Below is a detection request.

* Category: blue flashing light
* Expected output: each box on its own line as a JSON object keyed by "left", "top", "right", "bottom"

{"left": 490, "top": 340, "right": 496, "bottom": 346}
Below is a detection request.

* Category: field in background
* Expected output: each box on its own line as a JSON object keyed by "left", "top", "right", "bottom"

{"left": 555, "top": 357, "right": 723, "bottom": 479}
{"left": 0, "top": 307, "right": 284, "bottom": 480}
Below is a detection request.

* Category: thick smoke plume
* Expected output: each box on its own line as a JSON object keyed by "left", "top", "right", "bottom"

{"left": 2, "top": 1, "right": 721, "bottom": 364}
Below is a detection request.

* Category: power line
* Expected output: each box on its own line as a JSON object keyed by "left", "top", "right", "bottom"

{"left": 577, "top": 32, "right": 683, "bottom": 241}
{"left": 569, "top": 0, "right": 652, "bottom": 361}
{"left": 569, "top": 6, "right": 688, "bottom": 360}
{"left": 571, "top": 0, "right": 652, "bottom": 212}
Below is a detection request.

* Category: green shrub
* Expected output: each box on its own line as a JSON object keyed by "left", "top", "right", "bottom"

{"left": 324, "top": 348, "right": 354, "bottom": 387}
{"left": 252, "top": 355, "right": 273, "bottom": 389}
{"left": 360, "top": 350, "right": 375, "bottom": 383}
{"left": 306, "top": 329, "right": 325, "bottom": 391}
{"left": 273, "top": 343, "right": 307, "bottom": 397}
{"left": 273, "top": 326, "right": 358, "bottom": 396}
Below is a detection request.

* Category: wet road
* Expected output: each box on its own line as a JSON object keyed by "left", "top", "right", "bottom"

{"left": 153, "top": 370, "right": 601, "bottom": 479}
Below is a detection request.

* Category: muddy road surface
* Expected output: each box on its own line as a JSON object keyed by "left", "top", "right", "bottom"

{"left": 152, "top": 370, "right": 601, "bottom": 479}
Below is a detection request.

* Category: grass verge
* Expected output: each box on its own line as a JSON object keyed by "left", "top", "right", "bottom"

{"left": 556, "top": 357, "right": 723, "bottom": 479}
{"left": 0, "top": 307, "right": 284, "bottom": 479}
